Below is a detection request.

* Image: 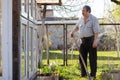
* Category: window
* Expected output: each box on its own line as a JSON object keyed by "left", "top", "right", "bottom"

{"left": 21, "top": 0, "right": 27, "bottom": 13}
{"left": 0, "top": 0, "right": 2, "bottom": 76}
{"left": 21, "top": 24, "right": 26, "bottom": 78}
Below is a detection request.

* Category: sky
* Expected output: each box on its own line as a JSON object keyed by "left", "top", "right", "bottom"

{"left": 91, "top": 0, "right": 105, "bottom": 18}
{"left": 53, "top": 0, "right": 111, "bottom": 18}
{"left": 90, "top": 0, "right": 111, "bottom": 18}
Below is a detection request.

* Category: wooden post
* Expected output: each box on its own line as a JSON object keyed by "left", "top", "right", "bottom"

{"left": 41, "top": 5, "right": 49, "bottom": 64}
{"left": 12, "top": 0, "right": 21, "bottom": 80}
{"left": 63, "top": 26, "right": 66, "bottom": 66}
{"left": 46, "top": 25, "right": 49, "bottom": 65}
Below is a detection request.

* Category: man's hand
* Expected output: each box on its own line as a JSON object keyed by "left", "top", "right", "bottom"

{"left": 70, "top": 27, "right": 79, "bottom": 38}
{"left": 92, "top": 39, "right": 98, "bottom": 48}
{"left": 93, "top": 33, "right": 99, "bottom": 48}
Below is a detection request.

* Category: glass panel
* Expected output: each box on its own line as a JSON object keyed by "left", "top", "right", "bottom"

{"left": 21, "top": 24, "right": 26, "bottom": 78}
{"left": 33, "top": 0, "right": 36, "bottom": 18}
{"left": 33, "top": 29, "right": 37, "bottom": 70}
{"left": 31, "top": 0, "right": 33, "bottom": 17}
{"left": 21, "top": 0, "right": 27, "bottom": 13}
{"left": 29, "top": 28, "right": 33, "bottom": 72}
{"left": 29, "top": 0, "right": 33, "bottom": 17}
{"left": 0, "top": 0, "right": 2, "bottom": 76}
{"left": 24, "top": 0, "right": 27, "bottom": 12}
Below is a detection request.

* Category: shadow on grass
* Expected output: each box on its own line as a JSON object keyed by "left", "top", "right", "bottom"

{"left": 97, "top": 56, "right": 120, "bottom": 60}
{"left": 42, "top": 50, "right": 79, "bottom": 59}
{"left": 42, "top": 51, "right": 120, "bottom": 60}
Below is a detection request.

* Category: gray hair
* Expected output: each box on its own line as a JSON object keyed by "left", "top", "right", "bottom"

{"left": 83, "top": 5, "right": 91, "bottom": 13}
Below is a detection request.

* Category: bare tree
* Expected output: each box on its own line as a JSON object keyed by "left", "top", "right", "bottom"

{"left": 52, "top": 0, "right": 94, "bottom": 17}
{"left": 103, "top": 3, "right": 120, "bottom": 57}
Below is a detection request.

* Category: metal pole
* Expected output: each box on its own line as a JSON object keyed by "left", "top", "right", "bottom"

{"left": 63, "top": 26, "right": 65, "bottom": 66}
{"left": 65, "top": 24, "right": 68, "bottom": 66}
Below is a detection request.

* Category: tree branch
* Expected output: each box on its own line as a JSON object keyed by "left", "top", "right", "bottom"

{"left": 111, "top": 0, "right": 120, "bottom": 5}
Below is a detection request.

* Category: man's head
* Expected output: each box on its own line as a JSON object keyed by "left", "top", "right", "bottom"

{"left": 82, "top": 5, "right": 91, "bottom": 17}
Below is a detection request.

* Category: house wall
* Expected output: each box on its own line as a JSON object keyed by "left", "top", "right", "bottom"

{"left": 45, "top": 9, "right": 54, "bottom": 17}
{"left": 45, "top": 25, "right": 75, "bottom": 50}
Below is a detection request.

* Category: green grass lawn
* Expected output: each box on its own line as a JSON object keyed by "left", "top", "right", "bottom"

{"left": 40, "top": 50, "right": 120, "bottom": 80}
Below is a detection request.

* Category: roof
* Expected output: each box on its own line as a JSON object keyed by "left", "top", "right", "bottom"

{"left": 36, "top": 0, "right": 62, "bottom": 5}
{"left": 39, "top": 17, "right": 78, "bottom": 21}
{"left": 36, "top": 17, "right": 117, "bottom": 25}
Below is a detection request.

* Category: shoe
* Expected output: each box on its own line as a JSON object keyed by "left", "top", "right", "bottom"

{"left": 81, "top": 75, "right": 87, "bottom": 77}
{"left": 90, "top": 76, "right": 96, "bottom": 80}
{"left": 90, "top": 74, "right": 96, "bottom": 80}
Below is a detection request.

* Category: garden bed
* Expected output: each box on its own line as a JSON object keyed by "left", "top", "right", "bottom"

{"left": 102, "top": 70, "right": 120, "bottom": 80}
{"left": 37, "top": 73, "right": 59, "bottom": 80}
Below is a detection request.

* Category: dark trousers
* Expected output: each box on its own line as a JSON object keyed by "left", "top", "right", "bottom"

{"left": 79, "top": 36, "right": 97, "bottom": 77}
